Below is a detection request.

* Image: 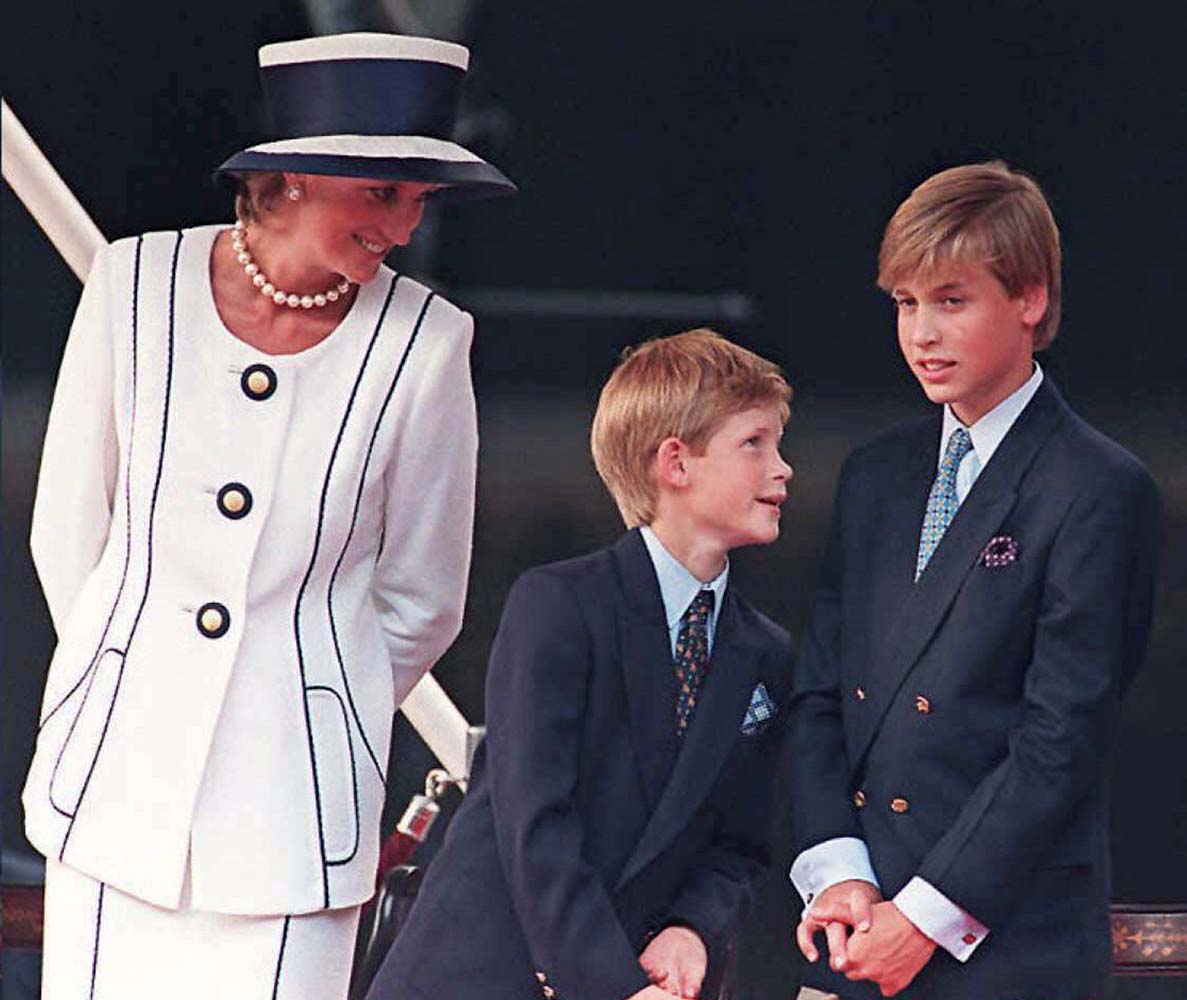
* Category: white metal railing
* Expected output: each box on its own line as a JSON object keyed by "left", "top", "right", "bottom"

{"left": 2, "top": 97, "right": 475, "bottom": 780}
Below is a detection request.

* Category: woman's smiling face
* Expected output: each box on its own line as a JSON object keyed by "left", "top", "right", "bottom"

{"left": 287, "top": 174, "right": 441, "bottom": 283}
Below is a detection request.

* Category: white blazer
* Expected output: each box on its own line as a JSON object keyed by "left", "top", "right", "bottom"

{"left": 23, "top": 225, "right": 477, "bottom": 915}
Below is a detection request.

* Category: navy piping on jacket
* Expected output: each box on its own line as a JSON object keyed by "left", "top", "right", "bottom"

{"left": 59, "top": 231, "right": 181, "bottom": 858}
{"left": 40, "top": 236, "right": 143, "bottom": 735}
{"left": 48, "top": 646, "right": 124, "bottom": 818}
{"left": 308, "top": 685, "right": 361, "bottom": 866}
{"left": 292, "top": 271, "right": 411, "bottom": 906}
{"left": 47, "top": 235, "right": 148, "bottom": 819}
{"left": 326, "top": 281, "right": 435, "bottom": 788}
{"left": 271, "top": 915, "right": 291, "bottom": 1000}
{"left": 89, "top": 881, "right": 105, "bottom": 999}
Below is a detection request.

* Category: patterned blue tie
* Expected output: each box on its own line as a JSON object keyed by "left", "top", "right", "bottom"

{"left": 915, "top": 427, "right": 973, "bottom": 581}
{"left": 674, "top": 589, "right": 714, "bottom": 734}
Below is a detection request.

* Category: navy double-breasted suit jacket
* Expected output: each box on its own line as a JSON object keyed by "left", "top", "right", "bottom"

{"left": 787, "top": 378, "right": 1162, "bottom": 999}
{"left": 367, "top": 530, "right": 792, "bottom": 1000}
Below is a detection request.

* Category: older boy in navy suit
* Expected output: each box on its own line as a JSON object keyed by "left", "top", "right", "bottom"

{"left": 785, "top": 162, "right": 1162, "bottom": 1000}
{"left": 367, "top": 329, "right": 794, "bottom": 1000}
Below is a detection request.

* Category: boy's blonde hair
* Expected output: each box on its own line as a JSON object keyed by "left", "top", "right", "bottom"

{"left": 877, "top": 161, "right": 1062, "bottom": 349}
{"left": 591, "top": 329, "right": 791, "bottom": 528}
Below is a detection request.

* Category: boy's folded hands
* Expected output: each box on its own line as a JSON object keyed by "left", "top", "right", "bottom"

{"left": 636, "top": 925, "right": 708, "bottom": 999}
{"left": 796, "top": 879, "right": 881, "bottom": 966}
{"left": 842, "top": 902, "right": 936, "bottom": 996}
{"left": 798, "top": 881, "right": 936, "bottom": 996}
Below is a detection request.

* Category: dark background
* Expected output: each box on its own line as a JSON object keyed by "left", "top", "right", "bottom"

{"left": 4, "top": 1, "right": 1185, "bottom": 995}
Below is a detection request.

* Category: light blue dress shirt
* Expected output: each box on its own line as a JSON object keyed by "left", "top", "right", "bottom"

{"left": 943, "top": 362, "right": 1044, "bottom": 504}
{"left": 639, "top": 525, "right": 729, "bottom": 656}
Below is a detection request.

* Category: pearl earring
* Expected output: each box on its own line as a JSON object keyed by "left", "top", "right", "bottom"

{"left": 287, "top": 185, "right": 303, "bottom": 201}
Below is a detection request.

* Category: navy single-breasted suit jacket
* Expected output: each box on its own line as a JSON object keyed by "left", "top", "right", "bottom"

{"left": 367, "top": 530, "right": 793, "bottom": 1000}
{"left": 786, "top": 378, "right": 1162, "bottom": 999}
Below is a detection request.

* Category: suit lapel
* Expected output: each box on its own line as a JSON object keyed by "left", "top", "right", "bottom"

{"left": 614, "top": 532, "right": 680, "bottom": 810}
{"left": 615, "top": 588, "right": 760, "bottom": 891}
{"left": 867, "top": 420, "right": 937, "bottom": 629}
{"left": 852, "top": 380, "right": 1070, "bottom": 771}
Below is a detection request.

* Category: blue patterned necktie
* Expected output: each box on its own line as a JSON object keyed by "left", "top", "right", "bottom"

{"left": 674, "top": 589, "right": 714, "bottom": 735}
{"left": 915, "top": 427, "right": 974, "bottom": 581}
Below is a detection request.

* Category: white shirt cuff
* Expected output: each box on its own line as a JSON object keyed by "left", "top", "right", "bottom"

{"left": 789, "top": 837, "right": 880, "bottom": 911}
{"left": 893, "top": 877, "right": 989, "bottom": 962}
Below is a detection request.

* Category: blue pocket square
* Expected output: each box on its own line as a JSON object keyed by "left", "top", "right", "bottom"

{"left": 740, "top": 682, "right": 777, "bottom": 735}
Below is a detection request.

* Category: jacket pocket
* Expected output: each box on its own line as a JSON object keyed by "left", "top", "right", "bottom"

{"left": 49, "top": 648, "right": 125, "bottom": 817}
{"left": 308, "top": 686, "right": 359, "bottom": 864}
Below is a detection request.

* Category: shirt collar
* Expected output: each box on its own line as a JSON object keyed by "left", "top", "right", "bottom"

{"left": 940, "top": 361, "right": 1044, "bottom": 468}
{"left": 639, "top": 525, "right": 729, "bottom": 630}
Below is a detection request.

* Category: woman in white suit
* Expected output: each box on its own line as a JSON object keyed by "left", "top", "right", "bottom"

{"left": 22, "top": 32, "right": 514, "bottom": 1000}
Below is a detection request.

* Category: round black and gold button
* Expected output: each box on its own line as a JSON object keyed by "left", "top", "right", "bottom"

{"left": 216, "top": 483, "right": 253, "bottom": 520}
{"left": 196, "top": 602, "right": 230, "bottom": 639}
{"left": 240, "top": 364, "right": 277, "bottom": 401}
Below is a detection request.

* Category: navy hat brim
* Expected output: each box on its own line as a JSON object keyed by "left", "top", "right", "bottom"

{"left": 214, "top": 149, "right": 516, "bottom": 202}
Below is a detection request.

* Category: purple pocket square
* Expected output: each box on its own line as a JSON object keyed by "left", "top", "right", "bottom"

{"left": 980, "top": 535, "right": 1020, "bottom": 568}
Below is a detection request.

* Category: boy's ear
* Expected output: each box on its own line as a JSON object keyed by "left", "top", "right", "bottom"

{"left": 655, "top": 437, "right": 691, "bottom": 490}
{"left": 1018, "top": 284, "right": 1049, "bottom": 328}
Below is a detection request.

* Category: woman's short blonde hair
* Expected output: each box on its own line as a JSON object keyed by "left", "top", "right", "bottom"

{"left": 590, "top": 328, "right": 791, "bottom": 529}
{"left": 877, "top": 161, "right": 1062, "bottom": 349}
{"left": 231, "top": 171, "right": 287, "bottom": 224}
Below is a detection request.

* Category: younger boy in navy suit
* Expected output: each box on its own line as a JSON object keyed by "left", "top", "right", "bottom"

{"left": 786, "top": 162, "right": 1162, "bottom": 999}
{"left": 367, "top": 329, "right": 794, "bottom": 1000}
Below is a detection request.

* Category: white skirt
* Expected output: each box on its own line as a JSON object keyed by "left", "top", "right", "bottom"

{"left": 42, "top": 860, "right": 361, "bottom": 1000}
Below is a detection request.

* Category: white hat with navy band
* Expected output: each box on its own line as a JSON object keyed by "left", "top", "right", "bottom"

{"left": 215, "top": 33, "right": 516, "bottom": 201}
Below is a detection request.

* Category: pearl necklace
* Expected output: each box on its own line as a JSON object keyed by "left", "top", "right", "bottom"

{"left": 231, "top": 220, "right": 352, "bottom": 309}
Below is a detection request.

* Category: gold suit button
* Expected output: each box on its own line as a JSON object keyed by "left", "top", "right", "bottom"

{"left": 890, "top": 797, "right": 910, "bottom": 814}
{"left": 542, "top": 989, "right": 556, "bottom": 1000}
{"left": 241, "top": 364, "right": 277, "bottom": 401}
{"left": 855, "top": 686, "right": 867, "bottom": 701}
{"left": 914, "top": 695, "right": 931, "bottom": 715}
{"left": 216, "top": 482, "right": 253, "bottom": 520}
{"left": 196, "top": 602, "right": 230, "bottom": 639}
{"left": 853, "top": 790, "right": 867, "bottom": 809}
{"left": 535, "top": 972, "right": 548, "bottom": 984}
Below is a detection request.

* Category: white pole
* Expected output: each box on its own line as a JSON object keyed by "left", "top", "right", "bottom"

{"left": 2, "top": 99, "right": 107, "bottom": 282}
{"left": 2, "top": 97, "right": 478, "bottom": 779}
{"left": 400, "top": 676, "right": 474, "bottom": 781}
